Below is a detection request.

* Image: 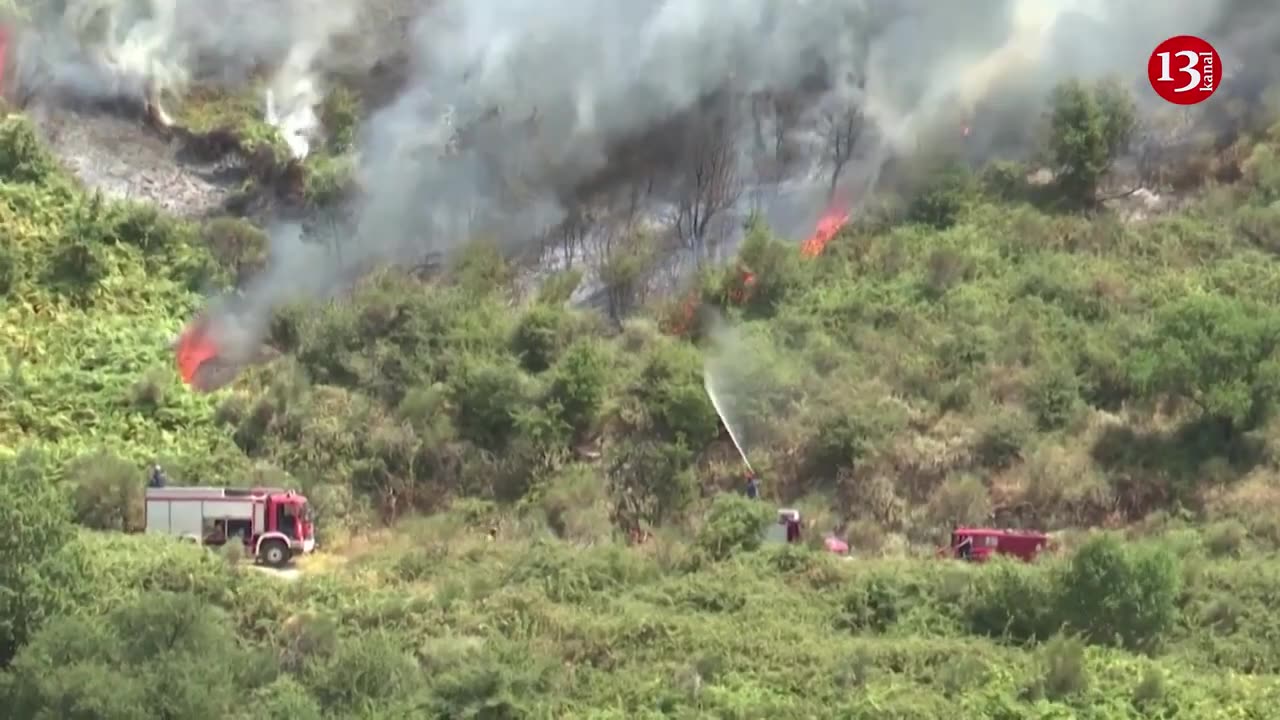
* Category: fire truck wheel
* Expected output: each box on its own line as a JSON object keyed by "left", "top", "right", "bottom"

{"left": 260, "top": 539, "right": 290, "bottom": 568}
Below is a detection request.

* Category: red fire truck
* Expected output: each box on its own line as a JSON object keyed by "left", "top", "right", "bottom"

{"left": 144, "top": 486, "right": 316, "bottom": 567}
{"left": 942, "top": 527, "right": 1052, "bottom": 563}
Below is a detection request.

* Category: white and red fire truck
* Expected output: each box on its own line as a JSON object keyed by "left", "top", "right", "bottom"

{"left": 144, "top": 486, "right": 316, "bottom": 567}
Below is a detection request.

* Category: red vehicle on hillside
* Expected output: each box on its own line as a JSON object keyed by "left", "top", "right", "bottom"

{"left": 944, "top": 527, "right": 1051, "bottom": 563}
{"left": 144, "top": 486, "right": 316, "bottom": 567}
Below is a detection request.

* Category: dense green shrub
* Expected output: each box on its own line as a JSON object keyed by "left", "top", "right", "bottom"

{"left": 67, "top": 451, "right": 145, "bottom": 532}
{"left": 1055, "top": 534, "right": 1179, "bottom": 652}
{"left": 546, "top": 339, "right": 609, "bottom": 435}
{"left": 966, "top": 556, "right": 1057, "bottom": 642}
{"left": 695, "top": 493, "right": 773, "bottom": 560}
{"left": 0, "top": 117, "right": 61, "bottom": 184}
{"left": 511, "top": 304, "right": 568, "bottom": 372}
{"left": 0, "top": 450, "right": 77, "bottom": 665}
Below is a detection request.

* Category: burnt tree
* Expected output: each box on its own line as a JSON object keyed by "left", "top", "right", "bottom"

{"left": 594, "top": 223, "right": 657, "bottom": 326}
{"left": 749, "top": 90, "right": 806, "bottom": 185}
{"left": 671, "top": 106, "right": 740, "bottom": 266}
{"left": 820, "top": 96, "right": 864, "bottom": 201}
{"left": 543, "top": 204, "right": 598, "bottom": 269}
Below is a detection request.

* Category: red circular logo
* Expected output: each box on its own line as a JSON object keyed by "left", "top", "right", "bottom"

{"left": 1148, "top": 35, "right": 1221, "bottom": 105}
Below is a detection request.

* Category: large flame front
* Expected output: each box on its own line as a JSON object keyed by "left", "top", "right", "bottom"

{"left": 175, "top": 316, "right": 219, "bottom": 387}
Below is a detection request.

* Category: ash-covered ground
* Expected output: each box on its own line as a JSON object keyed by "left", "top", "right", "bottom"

{"left": 25, "top": 100, "right": 246, "bottom": 219}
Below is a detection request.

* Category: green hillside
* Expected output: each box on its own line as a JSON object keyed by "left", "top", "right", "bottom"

{"left": 5, "top": 75, "right": 1280, "bottom": 716}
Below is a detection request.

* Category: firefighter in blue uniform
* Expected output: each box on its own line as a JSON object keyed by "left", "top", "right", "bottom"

{"left": 148, "top": 463, "right": 168, "bottom": 488}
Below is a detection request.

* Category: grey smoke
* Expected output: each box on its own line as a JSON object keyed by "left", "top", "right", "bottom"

{"left": 11, "top": 0, "right": 359, "bottom": 128}
{"left": 11, "top": 1, "right": 1275, "bottom": 366}
{"left": 218, "top": 0, "right": 1280, "bottom": 361}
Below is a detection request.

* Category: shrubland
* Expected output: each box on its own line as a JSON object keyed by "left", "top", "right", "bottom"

{"left": 4, "top": 73, "right": 1280, "bottom": 715}
{"left": 3, "top": 484, "right": 1280, "bottom": 717}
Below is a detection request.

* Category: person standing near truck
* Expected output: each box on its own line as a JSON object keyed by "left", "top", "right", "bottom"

{"left": 745, "top": 472, "right": 760, "bottom": 500}
{"left": 148, "top": 463, "right": 168, "bottom": 488}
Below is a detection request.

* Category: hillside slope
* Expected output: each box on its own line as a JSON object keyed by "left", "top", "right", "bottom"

{"left": 5, "top": 85, "right": 1280, "bottom": 537}
{"left": 5, "top": 64, "right": 1280, "bottom": 714}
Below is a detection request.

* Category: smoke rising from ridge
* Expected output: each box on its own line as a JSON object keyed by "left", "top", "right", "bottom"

{"left": 350, "top": 1, "right": 1267, "bottom": 251}
{"left": 11, "top": 1, "right": 1275, "bottom": 371}
{"left": 215, "top": 0, "right": 1279, "bottom": 363}
{"left": 11, "top": 0, "right": 361, "bottom": 149}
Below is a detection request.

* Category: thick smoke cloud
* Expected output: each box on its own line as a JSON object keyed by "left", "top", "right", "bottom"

{"left": 343, "top": 0, "right": 1263, "bottom": 265}
{"left": 8, "top": 0, "right": 1278, "bottom": 368}
{"left": 224, "top": 0, "right": 1280, "bottom": 361}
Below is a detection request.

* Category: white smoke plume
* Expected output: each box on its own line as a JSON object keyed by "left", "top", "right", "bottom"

{"left": 10, "top": 0, "right": 361, "bottom": 153}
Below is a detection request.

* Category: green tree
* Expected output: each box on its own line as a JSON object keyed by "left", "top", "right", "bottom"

{"left": 733, "top": 219, "right": 805, "bottom": 315}
{"left": 303, "top": 632, "right": 421, "bottom": 715}
{"left": 597, "top": 230, "right": 658, "bottom": 324}
{"left": 630, "top": 343, "right": 720, "bottom": 447}
{"left": 1130, "top": 293, "right": 1280, "bottom": 434}
{"left": 448, "top": 359, "right": 530, "bottom": 450}
{"left": 240, "top": 678, "right": 323, "bottom": 720}
{"left": 547, "top": 339, "right": 609, "bottom": 435}
{"left": 695, "top": 493, "right": 774, "bottom": 560}
{"left": 905, "top": 159, "right": 976, "bottom": 229}
{"left": 1055, "top": 534, "right": 1179, "bottom": 652}
{"left": 511, "top": 304, "right": 567, "bottom": 373}
{"left": 606, "top": 440, "right": 696, "bottom": 535}
{"left": 452, "top": 240, "right": 515, "bottom": 297}
{"left": 1027, "top": 362, "right": 1083, "bottom": 430}
{"left": 201, "top": 216, "right": 268, "bottom": 285}
{"left": 1046, "top": 78, "right": 1137, "bottom": 207}
{"left": 966, "top": 557, "right": 1056, "bottom": 642}
{"left": 536, "top": 268, "right": 583, "bottom": 305}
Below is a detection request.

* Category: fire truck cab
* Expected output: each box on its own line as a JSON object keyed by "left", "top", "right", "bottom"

{"left": 144, "top": 486, "right": 315, "bottom": 567}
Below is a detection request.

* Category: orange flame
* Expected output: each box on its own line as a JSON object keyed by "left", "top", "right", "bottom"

{"left": 799, "top": 206, "right": 849, "bottom": 257}
{"left": 664, "top": 206, "right": 849, "bottom": 336}
{"left": 175, "top": 316, "right": 219, "bottom": 386}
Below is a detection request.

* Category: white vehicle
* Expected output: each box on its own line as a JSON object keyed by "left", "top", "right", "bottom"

{"left": 763, "top": 508, "right": 850, "bottom": 555}
{"left": 765, "top": 509, "right": 803, "bottom": 545}
{"left": 144, "top": 486, "right": 316, "bottom": 567}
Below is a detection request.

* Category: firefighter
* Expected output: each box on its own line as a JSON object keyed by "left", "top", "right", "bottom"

{"left": 956, "top": 534, "right": 974, "bottom": 560}
{"left": 148, "top": 463, "right": 168, "bottom": 488}
{"left": 745, "top": 472, "right": 760, "bottom": 500}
